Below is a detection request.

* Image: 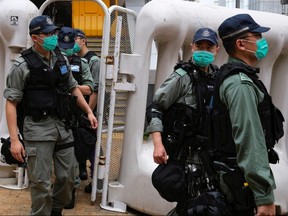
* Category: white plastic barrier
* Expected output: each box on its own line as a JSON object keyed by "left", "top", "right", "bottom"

{"left": 0, "top": 0, "right": 38, "bottom": 189}
{"left": 0, "top": 0, "right": 287, "bottom": 213}
{"left": 107, "top": 0, "right": 288, "bottom": 215}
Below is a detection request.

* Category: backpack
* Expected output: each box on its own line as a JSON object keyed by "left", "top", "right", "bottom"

{"left": 212, "top": 62, "right": 284, "bottom": 164}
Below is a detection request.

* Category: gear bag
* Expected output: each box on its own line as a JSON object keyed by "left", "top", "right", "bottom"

{"left": 151, "top": 159, "right": 188, "bottom": 202}
{"left": 73, "top": 116, "right": 97, "bottom": 163}
{"left": 186, "top": 191, "right": 233, "bottom": 216}
{"left": 1, "top": 135, "right": 26, "bottom": 166}
{"left": 222, "top": 170, "right": 256, "bottom": 215}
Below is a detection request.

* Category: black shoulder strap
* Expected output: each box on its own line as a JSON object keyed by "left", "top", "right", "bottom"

{"left": 174, "top": 61, "right": 204, "bottom": 113}
{"left": 83, "top": 51, "right": 97, "bottom": 63}
{"left": 214, "top": 62, "right": 260, "bottom": 105}
{"left": 216, "top": 62, "right": 259, "bottom": 85}
{"left": 21, "top": 47, "right": 42, "bottom": 69}
{"left": 174, "top": 60, "right": 195, "bottom": 74}
{"left": 54, "top": 46, "right": 66, "bottom": 63}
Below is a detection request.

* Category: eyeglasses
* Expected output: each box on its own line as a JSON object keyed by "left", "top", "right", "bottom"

{"left": 38, "top": 31, "right": 56, "bottom": 36}
{"left": 75, "top": 36, "right": 85, "bottom": 40}
{"left": 240, "top": 33, "right": 262, "bottom": 40}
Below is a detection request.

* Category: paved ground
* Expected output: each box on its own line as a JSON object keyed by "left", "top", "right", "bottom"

{"left": 0, "top": 180, "right": 149, "bottom": 216}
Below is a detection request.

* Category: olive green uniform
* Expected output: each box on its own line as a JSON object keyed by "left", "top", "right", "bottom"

{"left": 76, "top": 57, "right": 94, "bottom": 92}
{"left": 219, "top": 57, "right": 276, "bottom": 206}
{"left": 147, "top": 65, "right": 215, "bottom": 216}
{"left": 146, "top": 67, "right": 197, "bottom": 134}
{"left": 80, "top": 54, "right": 100, "bottom": 178}
{"left": 4, "top": 48, "right": 77, "bottom": 215}
{"left": 71, "top": 56, "right": 93, "bottom": 187}
{"left": 88, "top": 55, "right": 100, "bottom": 92}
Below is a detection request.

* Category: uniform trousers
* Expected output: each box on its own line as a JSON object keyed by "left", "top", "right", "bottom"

{"left": 25, "top": 135, "right": 75, "bottom": 216}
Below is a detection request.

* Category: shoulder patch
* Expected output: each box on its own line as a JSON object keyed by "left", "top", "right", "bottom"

{"left": 239, "top": 72, "right": 252, "bottom": 83}
{"left": 175, "top": 68, "right": 187, "bottom": 77}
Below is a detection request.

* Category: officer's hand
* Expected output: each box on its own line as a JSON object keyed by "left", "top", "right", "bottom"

{"left": 153, "top": 143, "right": 168, "bottom": 164}
{"left": 256, "top": 203, "right": 276, "bottom": 216}
{"left": 152, "top": 132, "right": 168, "bottom": 164}
{"left": 87, "top": 112, "right": 98, "bottom": 129}
{"left": 10, "top": 139, "right": 25, "bottom": 163}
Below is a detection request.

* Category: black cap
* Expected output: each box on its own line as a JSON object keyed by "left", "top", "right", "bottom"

{"left": 75, "top": 29, "right": 86, "bottom": 39}
{"left": 29, "top": 15, "right": 59, "bottom": 34}
{"left": 218, "top": 13, "right": 270, "bottom": 41}
{"left": 193, "top": 28, "right": 218, "bottom": 45}
{"left": 58, "top": 27, "right": 76, "bottom": 49}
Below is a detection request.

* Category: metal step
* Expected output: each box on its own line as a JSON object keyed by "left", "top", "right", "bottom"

{"left": 87, "top": 36, "right": 102, "bottom": 56}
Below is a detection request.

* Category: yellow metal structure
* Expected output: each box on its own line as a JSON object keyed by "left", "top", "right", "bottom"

{"left": 72, "top": 0, "right": 111, "bottom": 36}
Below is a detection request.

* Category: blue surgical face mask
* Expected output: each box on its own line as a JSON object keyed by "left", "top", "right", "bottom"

{"left": 73, "top": 43, "right": 81, "bottom": 53}
{"left": 192, "top": 50, "right": 215, "bottom": 67}
{"left": 61, "top": 48, "right": 74, "bottom": 57}
{"left": 37, "top": 35, "right": 58, "bottom": 51}
{"left": 243, "top": 37, "right": 269, "bottom": 60}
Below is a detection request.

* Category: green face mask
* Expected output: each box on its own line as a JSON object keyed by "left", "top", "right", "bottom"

{"left": 61, "top": 48, "right": 74, "bottom": 57}
{"left": 242, "top": 37, "right": 269, "bottom": 60}
{"left": 255, "top": 38, "right": 268, "bottom": 60}
{"left": 73, "top": 43, "right": 81, "bottom": 53}
{"left": 39, "top": 35, "right": 58, "bottom": 51}
{"left": 192, "top": 50, "right": 215, "bottom": 67}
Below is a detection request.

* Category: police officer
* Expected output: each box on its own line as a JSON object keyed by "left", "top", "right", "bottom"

{"left": 146, "top": 27, "right": 219, "bottom": 215}
{"left": 58, "top": 27, "right": 94, "bottom": 99}
{"left": 57, "top": 26, "right": 95, "bottom": 209}
{"left": 74, "top": 28, "right": 102, "bottom": 193}
{"left": 4, "top": 15, "right": 97, "bottom": 216}
{"left": 74, "top": 29, "right": 100, "bottom": 112}
{"left": 217, "top": 14, "right": 276, "bottom": 216}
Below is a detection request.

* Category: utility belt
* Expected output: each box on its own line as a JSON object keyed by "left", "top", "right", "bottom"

{"left": 26, "top": 108, "right": 58, "bottom": 121}
{"left": 23, "top": 91, "right": 78, "bottom": 129}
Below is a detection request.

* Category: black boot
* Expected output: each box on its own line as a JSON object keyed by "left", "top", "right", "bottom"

{"left": 79, "top": 163, "right": 88, "bottom": 180}
{"left": 51, "top": 209, "right": 62, "bottom": 216}
{"left": 64, "top": 188, "right": 75, "bottom": 209}
{"left": 84, "top": 179, "right": 103, "bottom": 193}
{"left": 84, "top": 182, "right": 92, "bottom": 193}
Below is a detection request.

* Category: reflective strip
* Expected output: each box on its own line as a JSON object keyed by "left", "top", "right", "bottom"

{"left": 221, "top": 27, "right": 249, "bottom": 40}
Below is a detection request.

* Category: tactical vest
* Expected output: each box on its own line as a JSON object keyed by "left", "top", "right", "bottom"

{"left": 148, "top": 62, "right": 224, "bottom": 203}
{"left": 212, "top": 62, "right": 284, "bottom": 164}
{"left": 70, "top": 55, "right": 83, "bottom": 85}
{"left": 147, "top": 61, "right": 218, "bottom": 160}
{"left": 20, "top": 47, "right": 73, "bottom": 122}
